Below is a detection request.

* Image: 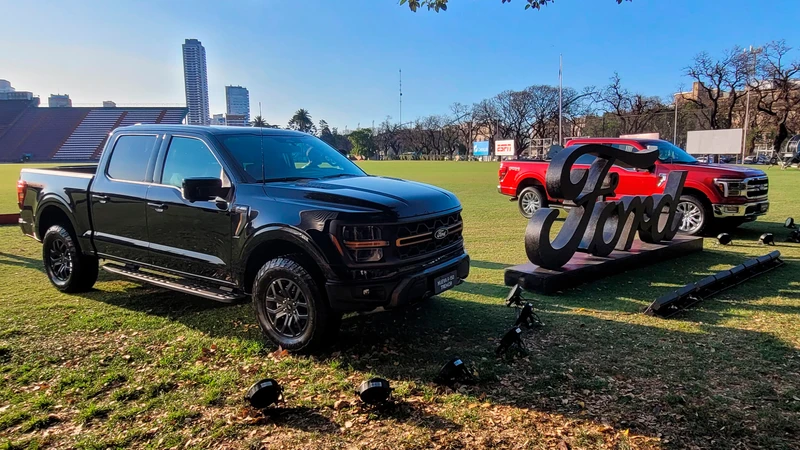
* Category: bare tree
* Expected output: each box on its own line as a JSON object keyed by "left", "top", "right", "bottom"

{"left": 596, "top": 73, "right": 668, "bottom": 135}
{"left": 755, "top": 40, "right": 800, "bottom": 149}
{"left": 684, "top": 48, "right": 748, "bottom": 129}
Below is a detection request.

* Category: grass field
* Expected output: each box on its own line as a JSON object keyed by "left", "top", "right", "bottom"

{"left": 1, "top": 164, "right": 62, "bottom": 214}
{"left": 1, "top": 161, "right": 799, "bottom": 449}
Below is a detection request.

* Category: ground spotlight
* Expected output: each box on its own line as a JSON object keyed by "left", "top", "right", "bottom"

{"left": 356, "top": 377, "right": 392, "bottom": 405}
{"left": 505, "top": 284, "right": 524, "bottom": 307}
{"left": 717, "top": 233, "right": 733, "bottom": 245}
{"left": 496, "top": 326, "right": 526, "bottom": 356}
{"left": 435, "top": 357, "right": 478, "bottom": 386}
{"left": 785, "top": 217, "right": 796, "bottom": 229}
{"left": 245, "top": 378, "right": 283, "bottom": 409}
{"left": 788, "top": 229, "right": 800, "bottom": 243}
{"left": 759, "top": 233, "right": 775, "bottom": 246}
{"left": 514, "top": 302, "right": 544, "bottom": 328}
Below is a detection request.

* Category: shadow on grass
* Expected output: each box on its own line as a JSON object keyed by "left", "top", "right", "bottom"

{"left": 0, "top": 252, "right": 43, "bottom": 271}
{"left": 70, "top": 249, "right": 800, "bottom": 448}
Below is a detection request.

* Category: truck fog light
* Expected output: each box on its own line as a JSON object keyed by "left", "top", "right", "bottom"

{"left": 723, "top": 206, "right": 739, "bottom": 213}
{"left": 354, "top": 248, "right": 383, "bottom": 262}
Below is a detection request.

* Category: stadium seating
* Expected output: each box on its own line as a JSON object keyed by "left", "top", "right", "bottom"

{"left": 0, "top": 106, "right": 187, "bottom": 162}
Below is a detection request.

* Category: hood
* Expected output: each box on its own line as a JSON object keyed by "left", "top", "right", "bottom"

{"left": 264, "top": 175, "right": 461, "bottom": 219}
{"left": 673, "top": 163, "right": 766, "bottom": 178}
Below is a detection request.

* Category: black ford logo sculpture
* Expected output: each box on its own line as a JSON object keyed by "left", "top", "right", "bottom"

{"left": 525, "top": 144, "right": 687, "bottom": 270}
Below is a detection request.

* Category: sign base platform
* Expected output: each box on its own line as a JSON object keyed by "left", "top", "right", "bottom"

{"left": 504, "top": 235, "right": 703, "bottom": 295}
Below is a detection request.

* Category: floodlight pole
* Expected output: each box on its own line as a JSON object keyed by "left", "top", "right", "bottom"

{"left": 673, "top": 93, "right": 679, "bottom": 144}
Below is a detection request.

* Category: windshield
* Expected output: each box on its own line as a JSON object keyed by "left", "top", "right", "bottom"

{"left": 219, "top": 134, "right": 366, "bottom": 182}
{"left": 640, "top": 140, "right": 697, "bottom": 164}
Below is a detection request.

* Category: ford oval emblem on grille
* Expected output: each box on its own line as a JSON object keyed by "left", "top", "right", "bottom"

{"left": 434, "top": 227, "right": 448, "bottom": 240}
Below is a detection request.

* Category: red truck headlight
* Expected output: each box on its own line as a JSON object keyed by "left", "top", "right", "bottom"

{"left": 714, "top": 178, "right": 747, "bottom": 197}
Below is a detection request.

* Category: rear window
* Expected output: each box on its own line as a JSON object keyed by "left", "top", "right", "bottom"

{"left": 107, "top": 135, "right": 158, "bottom": 182}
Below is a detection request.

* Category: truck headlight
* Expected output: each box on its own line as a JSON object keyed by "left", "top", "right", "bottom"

{"left": 714, "top": 178, "right": 747, "bottom": 197}
{"left": 340, "top": 226, "right": 388, "bottom": 263}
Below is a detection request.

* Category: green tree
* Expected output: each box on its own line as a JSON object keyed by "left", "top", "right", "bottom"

{"left": 400, "top": 0, "right": 629, "bottom": 12}
{"left": 318, "top": 119, "right": 336, "bottom": 147}
{"left": 288, "top": 109, "right": 316, "bottom": 134}
{"left": 251, "top": 115, "right": 268, "bottom": 127}
{"left": 347, "top": 128, "right": 375, "bottom": 159}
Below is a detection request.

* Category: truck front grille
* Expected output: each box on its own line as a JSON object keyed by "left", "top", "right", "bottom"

{"left": 395, "top": 212, "right": 463, "bottom": 260}
{"left": 746, "top": 176, "right": 768, "bottom": 199}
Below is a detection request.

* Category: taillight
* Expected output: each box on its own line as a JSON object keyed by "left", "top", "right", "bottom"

{"left": 499, "top": 165, "right": 509, "bottom": 181}
{"left": 17, "top": 180, "right": 27, "bottom": 210}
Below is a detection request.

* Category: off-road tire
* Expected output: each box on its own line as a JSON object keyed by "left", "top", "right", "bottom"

{"left": 251, "top": 257, "right": 337, "bottom": 353}
{"left": 42, "top": 225, "right": 98, "bottom": 293}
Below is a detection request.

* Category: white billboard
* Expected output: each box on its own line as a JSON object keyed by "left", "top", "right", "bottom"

{"left": 686, "top": 129, "right": 743, "bottom": 155}
{"left": 620, "top": 132, "right": 660, "bottom": 139}
{"left": 495, "top": 139, "right": 515, "bottom": 156}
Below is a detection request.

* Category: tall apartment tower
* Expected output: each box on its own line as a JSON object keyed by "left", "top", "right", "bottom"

{"left": 182, "top": 39, "right": 210, "bottom": 125}
{"left": 225, "top": 85, "right": 250, "bottom": 125}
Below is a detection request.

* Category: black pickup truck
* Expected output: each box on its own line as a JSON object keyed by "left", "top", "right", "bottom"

{"left": 18, "top": 125, "right": 469, "bottom": 352}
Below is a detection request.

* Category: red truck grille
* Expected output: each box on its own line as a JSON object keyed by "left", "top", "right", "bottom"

{"left": 395, "top": 212, "right": 463, "bottom": 260}
{"left": 746, "top": 177, "right": 768, "bottom": 199}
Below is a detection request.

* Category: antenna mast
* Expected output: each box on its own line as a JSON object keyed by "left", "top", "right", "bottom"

{"left": 399, "top": 68, "right": 403, "bottom": 126}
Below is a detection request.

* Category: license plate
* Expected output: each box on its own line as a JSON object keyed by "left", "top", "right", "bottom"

{"left": 434, "top": 270, "right": 458, "bottom": 294}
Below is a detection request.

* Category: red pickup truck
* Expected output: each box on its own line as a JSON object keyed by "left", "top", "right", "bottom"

{"left": 497, "top": 138, "right": 769, "bottom": 235}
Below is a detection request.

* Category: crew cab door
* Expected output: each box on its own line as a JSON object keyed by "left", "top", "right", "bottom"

{"left": 604, "top": 144, "right": 661, "bottom": 200}
{"left": 145, "top": 134, "right": 234, "bottom": 282}
{"left": 90, "top": 133, "right": 160, "bottom": 262}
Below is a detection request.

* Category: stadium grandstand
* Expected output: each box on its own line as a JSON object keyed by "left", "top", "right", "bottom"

{"left": 0, "top": 99, "right": 187, "bottom": 162}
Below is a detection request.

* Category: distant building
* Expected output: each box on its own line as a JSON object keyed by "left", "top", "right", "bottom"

{"left": 224, "top": 114, "right": 247, "bottom": 127}
{"left": 182, "top": 38, "right": 210, "bottom": 125}
{"left": 0, "top": 80, "right": 35, "bottom": 101}
{"left": 102, "top": 101, "right": 116, "bottom": 108}
{"left": 211, "top": 113, "right": 226, "bottom": 125}
{"left": 48, "top": 94, "right": 72, "bottom": 108}
{"left": 225, "top": 85, "right": 250, "bottom": 124}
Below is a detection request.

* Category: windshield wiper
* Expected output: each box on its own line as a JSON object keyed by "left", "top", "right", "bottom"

{"left": 320, "top": 173, "right": 357, "bottom": 179}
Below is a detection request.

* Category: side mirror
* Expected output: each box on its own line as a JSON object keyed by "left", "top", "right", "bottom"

{"left": 182, "top": 177, "right": 223, "bottom": 202}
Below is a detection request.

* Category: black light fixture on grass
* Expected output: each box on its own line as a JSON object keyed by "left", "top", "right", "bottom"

{"left": 788, "top": 229, "right": 800, "bottom": 243}
{"left": 505, "top": 284, "right": 524, "bottom": 307}
{"left": 759, "top": 233, "right": 775, "bottom": 246}
{"left": 514, "top": 302, "right": 544, "bottom": 328}
{"left": 356, "top": 377, "right": 392, "bottom": 405}
{"left": 717, "top": 233, "right": 733, "bottom": 245}
{"left": 435, "top": 357, "right": 478, "bottom": 386}
{"left": 245, "top": 378, "right": 283, "bottom": 409}
{"left": 496, "top": 326, "right": 526, "bottom": 356}
{"left": 785, "top": 217, "right": 796, "bottom": 229}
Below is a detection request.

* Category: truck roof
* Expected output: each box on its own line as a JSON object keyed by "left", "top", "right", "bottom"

{"left": 565, "top": 137, "right": 667, "bottom": 149}
{"left": 114, "top": 124, "right": 310, "bottom": 137}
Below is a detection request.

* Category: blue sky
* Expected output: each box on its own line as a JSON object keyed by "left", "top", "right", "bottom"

{"left": 1, "top": 0, "right": 798, "bottom": 129}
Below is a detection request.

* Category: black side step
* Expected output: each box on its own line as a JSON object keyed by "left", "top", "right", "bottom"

{"left": 102, "top": 264, "right": 244, "bottom": 304}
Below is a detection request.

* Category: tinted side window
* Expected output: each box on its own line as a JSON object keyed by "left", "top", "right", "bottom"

{"left": 161, "top": 137, "right": 223, "bottom": 188}
{"left": 107, "top": 135, "right": 158, "bottom": 182}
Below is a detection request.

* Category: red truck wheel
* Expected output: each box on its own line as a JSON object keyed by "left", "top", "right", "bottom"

{"left": 518, "top": 186, "right": 547, "bottom": 219}
{"left": 676, "top": 195, "right": 709, "bottom": 235}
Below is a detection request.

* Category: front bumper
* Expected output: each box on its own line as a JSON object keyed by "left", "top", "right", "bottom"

{"left": 712, "top": 200, "right": 769, "bottom": 219}
{"left": 325, "top": 252, "right": 470, "bottom": 312}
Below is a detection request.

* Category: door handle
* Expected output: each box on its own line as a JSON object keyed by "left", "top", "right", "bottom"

{"left": 92, "top": 194, "right": 109, "bottom": 204}
{"left": 147, "top": 202, "right": 167, "bottom": 213}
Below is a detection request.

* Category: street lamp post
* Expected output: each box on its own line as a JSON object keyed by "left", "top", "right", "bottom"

{"left": 673, "top": 94, "right": 679, "bottom": 144}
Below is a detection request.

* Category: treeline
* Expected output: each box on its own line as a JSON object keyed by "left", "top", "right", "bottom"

{"left": 253, "top": 39, "right": 799, "bottom": 157}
